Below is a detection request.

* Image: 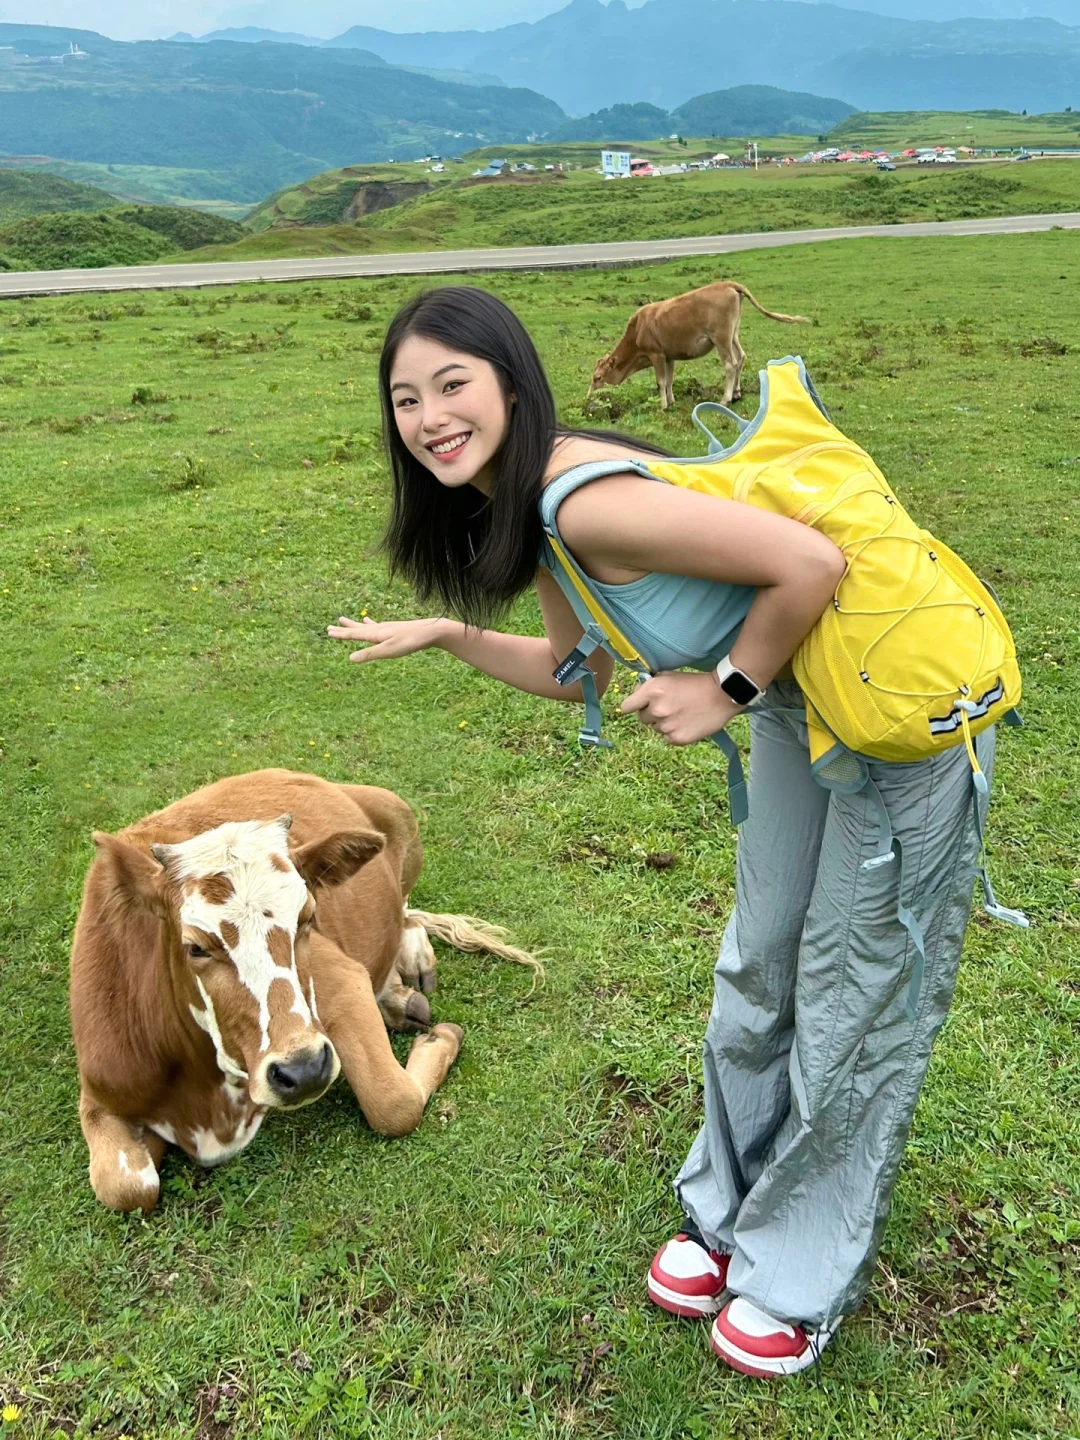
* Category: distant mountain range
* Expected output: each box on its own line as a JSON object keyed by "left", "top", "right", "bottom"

{"left": 316, "top": 0, "right": 1080, "bottom": 115}
{"left": 0, "top": 24, "right": 562, "bottom": 201}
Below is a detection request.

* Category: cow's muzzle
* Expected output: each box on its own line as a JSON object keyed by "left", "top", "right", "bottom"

{"left": 264, "top": 1041, "right": 338, "bottom": 1107}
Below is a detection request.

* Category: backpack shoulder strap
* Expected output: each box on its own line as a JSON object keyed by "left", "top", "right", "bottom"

{"left": 539, "top": 461, "right": 749, "bottom": 825}
{"left": 540, "top": 458, "right": 658, "bottom": 540}
{"left": 540, "top": 460, "right": 658, "bottom": 674}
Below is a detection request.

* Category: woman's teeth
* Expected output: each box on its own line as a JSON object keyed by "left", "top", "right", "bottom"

{"left": 430, "top": 434, "right": 469, "bottom": 455}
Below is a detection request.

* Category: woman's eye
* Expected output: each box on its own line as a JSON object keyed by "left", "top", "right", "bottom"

{"left": 444, "top": 380, "right": 464, "bottom": 393}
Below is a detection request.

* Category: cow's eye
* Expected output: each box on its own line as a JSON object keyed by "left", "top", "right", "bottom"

{"left": 186, "top": 942, "right": 210, "bottom": 960}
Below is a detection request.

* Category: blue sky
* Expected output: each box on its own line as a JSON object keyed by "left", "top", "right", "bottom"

{"left": 6, "top": 0, "right": 636, "bottom": 42}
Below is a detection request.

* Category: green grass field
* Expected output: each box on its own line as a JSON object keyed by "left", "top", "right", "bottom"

{"left": 1, "top": 233, "right": 1078, "bottom": 1439}
{"left": 185, "top": 159, "right": 1080, "bottom": 267}
{"left": 830, "top": 110, "right": 1080, "bottom": 153}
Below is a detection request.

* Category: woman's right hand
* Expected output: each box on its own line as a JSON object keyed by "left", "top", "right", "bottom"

{"left": 327, "top": 615, "right": 449, "bottom": 663}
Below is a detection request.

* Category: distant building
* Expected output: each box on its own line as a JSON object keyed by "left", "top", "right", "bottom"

{"left": 601, "top": 149, "right": 631, "bottom": 177}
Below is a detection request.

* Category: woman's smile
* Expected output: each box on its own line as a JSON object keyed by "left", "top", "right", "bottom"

{"left": 426, "top": 430, "right": 472, "bottom": 461}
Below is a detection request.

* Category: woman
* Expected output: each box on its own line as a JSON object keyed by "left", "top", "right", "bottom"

{"left": 328, "top": 285, "right": 995, "bottom": 1378}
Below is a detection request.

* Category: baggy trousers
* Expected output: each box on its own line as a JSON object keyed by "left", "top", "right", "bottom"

{"left": 676, "top": 680, "right": 994, "bottom": 1328}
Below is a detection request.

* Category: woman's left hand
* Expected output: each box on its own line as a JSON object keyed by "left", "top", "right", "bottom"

{"left": 620, "top": 671, "right": 744, "bottom": 746}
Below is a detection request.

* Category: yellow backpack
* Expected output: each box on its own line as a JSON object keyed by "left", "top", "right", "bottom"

{"left": 544, "top": 357, "right": 1028, "bottom": 960}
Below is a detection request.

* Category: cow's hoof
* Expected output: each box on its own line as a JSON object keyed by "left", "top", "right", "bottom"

{"left": 405, "top": 991, "right": 432, "bottom": 1028}
{"left": 430, "top": 1022, "right": 464, "bottom": 1050}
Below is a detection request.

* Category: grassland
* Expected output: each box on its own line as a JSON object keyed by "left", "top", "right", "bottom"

{"left": 1, "top": 233, "right": 1078, "bottom": 1439}
{"left": 830, "top": 109, "right": 1080, "bottom": 153}
{"left": 184, "top": 159, "right": 1080, "bottom": 266}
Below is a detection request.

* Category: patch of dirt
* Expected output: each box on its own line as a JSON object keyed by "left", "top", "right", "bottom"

{"left": 343, "top": 181, "right": 432, "bottom": 220}
{"left": 194, "top": 1380, "right": 240, "bottom": 1440}
{"left": 644, "top": 851, "right": 677, "bottom": 870}
{"left": 1019, "top": 335, "right": 1068, "bottom": 358}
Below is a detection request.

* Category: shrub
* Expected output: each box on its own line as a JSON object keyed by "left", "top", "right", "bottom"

{"left": 0, "top": 212, "right": 171, "bottom": 270}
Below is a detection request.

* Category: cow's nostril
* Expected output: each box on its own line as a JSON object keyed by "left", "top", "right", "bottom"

{"left": 267, "top": 1060, "right": 298, "bottom": 1092}
{"left": 266, "top": 1045, "right": 334, "bottom": 1102}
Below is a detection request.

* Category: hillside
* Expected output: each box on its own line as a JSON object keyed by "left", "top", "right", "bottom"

{"left": 549, "top": 87, "right": 856, "bottom": 143}
{"left": 324, "top": 0, "right": 1080, "bottom": 116}
{"left": 0, "top": 205, "right": 243, "bottom": 270}
{"left": 0, "top": 25, "right": 565, "bottom": 206}
{"left": 0, "top": 169, "right": 120, "bottom": 223}
{"left": 671, "top": 86, "right": 857, "bottom": 137}
{"left": 181, "top": 159, "right": 1080, "bottom": 270}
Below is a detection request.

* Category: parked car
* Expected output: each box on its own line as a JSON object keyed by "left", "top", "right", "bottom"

{"left": 876, "top": 160, "right": 896, "bottom": 171}
{"left": 1011, "top": 151, "right": 1032, "bottom": 162}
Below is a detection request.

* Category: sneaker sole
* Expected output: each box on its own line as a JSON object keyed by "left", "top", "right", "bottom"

{"left": 709, "top": 1319, "right": 829, "bottom": 1378}
{"left": 647, "top": 1273, "right": 725, "bottom": 1318}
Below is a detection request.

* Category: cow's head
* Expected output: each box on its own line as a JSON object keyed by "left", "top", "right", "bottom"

{"left": 589, "top": 343, "right": 648, "bottom": 395}
{"left": 92, "top": 816, "right": 384, "bottom": 1109}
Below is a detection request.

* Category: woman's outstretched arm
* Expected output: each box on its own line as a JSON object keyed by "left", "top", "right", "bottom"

{"left": 327, "top": 568, "right": 614, "bottom": 703}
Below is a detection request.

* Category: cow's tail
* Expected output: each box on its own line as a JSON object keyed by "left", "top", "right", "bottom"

{"left": 730, "top": 282, "right": 807, "bottom": 324}
{"left": 406, "top": 907, "right": 545, "bottom": 989}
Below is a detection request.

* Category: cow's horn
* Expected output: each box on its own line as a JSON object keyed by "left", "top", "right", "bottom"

{"left": 276, "top": 813, "right": 293, "bottom": 832}
{"left": 149, "top": 843, "right": 172, "bottom": 867}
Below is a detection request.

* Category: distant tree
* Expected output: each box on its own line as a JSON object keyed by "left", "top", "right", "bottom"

{"left": 1022, "top": 109, "right": 1027, "bottom": 115}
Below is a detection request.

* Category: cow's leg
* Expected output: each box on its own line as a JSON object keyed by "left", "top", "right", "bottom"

{"left": 375, "top": 916, "right": 437, "bottom": 1031}
{"left": 651, "top": 355, "right": 670, "bottom": 409}
{"left": 396, "top": 914, "right": 438, "bottom": 995}
{"left": 310, "top": 934, "right": 461, "bottom": 1136}
{"left": 664, "top": 357, "right": 676, "bottom": 409}
{"left": 731, "top": 331, "right": 746, "bottom": 401}
{"left": 376, "top": 964, "right": 432, "bottom": 1033}
{"left": 716, "top": 336, "right": 740, "bottom": 406}
{"left": 80, "top": 1093, "right": 167, "bottom": 1212}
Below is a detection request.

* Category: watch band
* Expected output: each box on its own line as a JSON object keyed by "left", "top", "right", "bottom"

{"left": 714, "top": 655, "right": 766, "bottom": 708}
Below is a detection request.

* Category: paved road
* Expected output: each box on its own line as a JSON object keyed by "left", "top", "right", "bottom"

{"left": 2, "top": 211, "right": 1077, "bottom": 298}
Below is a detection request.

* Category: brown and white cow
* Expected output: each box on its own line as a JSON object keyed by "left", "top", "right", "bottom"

{"left": 589, "top": 280, "right": 807, "bottom": 410}
{"left": 70, "top": 768, "right": 539, "bottom": 1212}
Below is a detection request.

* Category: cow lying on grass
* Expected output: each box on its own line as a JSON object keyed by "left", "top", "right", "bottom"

{"left": 589, "top": 280, "right": 807, "bottom": 410}
{"left": 70, "top": 769, "right": 539, "bottom": 1212}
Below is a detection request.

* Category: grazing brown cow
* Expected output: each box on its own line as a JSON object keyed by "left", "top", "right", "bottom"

{"left": 589, "top": 280, "right": 807, "bottom": 411}
{"left": 70, "top": 769, "right": 539, "bottom": 1212}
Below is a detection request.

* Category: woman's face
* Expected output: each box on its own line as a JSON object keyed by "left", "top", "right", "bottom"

{"left": 389, "top": 334, "right": 512, "bottom": 495}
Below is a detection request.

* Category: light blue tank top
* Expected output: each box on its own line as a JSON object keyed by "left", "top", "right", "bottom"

{"left": 538, "top": 459, "right": 755, "bottom": 673}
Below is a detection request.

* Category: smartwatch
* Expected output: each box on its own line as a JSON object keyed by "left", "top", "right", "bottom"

{"left": 714, "top": 655, "right": 765, "bottom": 708}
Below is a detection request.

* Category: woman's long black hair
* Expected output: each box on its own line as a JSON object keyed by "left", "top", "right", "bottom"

{"left": 379, "top": 284, "right": 672, "bottom": 629}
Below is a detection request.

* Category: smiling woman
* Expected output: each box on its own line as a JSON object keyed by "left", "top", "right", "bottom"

{"left": 323, "top": 281, "right": 1027, "bottom": 1380}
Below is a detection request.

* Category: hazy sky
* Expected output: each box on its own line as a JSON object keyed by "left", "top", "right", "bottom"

{"left": 4, "top": 0, "right": 638, "bottom": 41}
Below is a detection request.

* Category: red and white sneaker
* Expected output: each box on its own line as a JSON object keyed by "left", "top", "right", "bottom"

{"left": 647, "top": 1233, "right": 730, "bottom": 1318}
{"left": 710, "top": 1296, "right": 840, "bottom": 1377}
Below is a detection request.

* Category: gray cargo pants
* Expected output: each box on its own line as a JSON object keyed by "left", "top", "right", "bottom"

{"left": 676, "top": 680, "right": 993, "bottom": 1328}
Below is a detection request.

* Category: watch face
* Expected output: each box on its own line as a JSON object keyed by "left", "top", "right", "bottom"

{"left": 720, "top": 669, "right": 760, "bottom": 706}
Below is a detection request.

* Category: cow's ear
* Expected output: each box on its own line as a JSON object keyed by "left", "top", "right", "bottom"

{"left": 92, "top": 832, "right": 168, "bottom": 913}
{"left": 292, "top": 829, "right": 385, "bottom": 890}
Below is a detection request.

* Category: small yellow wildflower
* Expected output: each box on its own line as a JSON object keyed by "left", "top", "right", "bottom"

{"left": 458, "top": 721, "right": 468, "bottom": 730}
{"left": 2, "top": 1402, "right": 22, "bottom": 1422}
